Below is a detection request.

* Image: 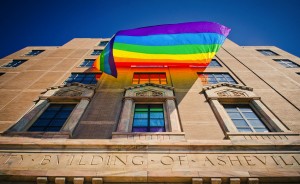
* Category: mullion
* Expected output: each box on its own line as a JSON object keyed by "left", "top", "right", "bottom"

{"left": 212, "top": 74, "right": 218, "bottom": 82}
{"left": 147, "top": 105, "right": 150, "bottom": 132}
{"left": 237, "top": 107, "right": 254, "bottom": 132}
{"left": 138, "top": 74, "right": 141, "bottom": 84}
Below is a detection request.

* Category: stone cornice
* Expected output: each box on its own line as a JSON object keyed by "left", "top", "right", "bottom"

{"left": 202, "top": 83, "right": 253, "bottom": 92}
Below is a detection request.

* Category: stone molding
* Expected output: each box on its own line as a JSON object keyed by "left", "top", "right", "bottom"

{"left": 41, "top": 82, "right": 95, "bottom": 101}
{"left": 203, "top": 83, "right": 253, "bottom": 92}
{"left": 202, "top": 83, "right": 258, "bottom": 101}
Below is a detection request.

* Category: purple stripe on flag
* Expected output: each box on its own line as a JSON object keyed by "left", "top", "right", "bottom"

{"left": 109, "top": 36, "right": 117, "bottom": 77}
{"left": 117, "top": 21, "right": 231, "bottom": 37}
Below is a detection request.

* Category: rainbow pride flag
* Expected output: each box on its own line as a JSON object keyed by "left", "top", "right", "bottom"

{"left": 94, "top": 21, "right": 231, "bottom": 77}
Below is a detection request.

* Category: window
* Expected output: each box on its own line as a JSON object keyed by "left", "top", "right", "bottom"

{"left": 132, "top": 73, "right": 167, "bottom": 84}
{"left": 98, "top": 41, "right": 109, "bottom": 47}
{"left": 115, "top": 84, "right": 182, "bottom": 137}
{"left": 257, "top": 49, "right": 279, "bottom": 56}
{"left": 1, "top": 59, "right": 27, "bottom": 67}
{"left": 273, "top": 59, "right": 300, "bottom": 68}
{"left": 198, "top": 73, "right": 237, "bottom": 85}
{"left": 207, "top": 59, "right": 222, "bottom": 67}
{"left": 132, "top": 104, "right": 165, "bottom": 132}
{"left": 91, "top": 50, "right": 102, "bottom": 56}
{"left": 28, "top": 104, "right": 76, "bottom": 132}
{"left": 224, "top": 104, "right": 269, "bottom": 132}
{"left": 25, "top": 50, "right": 44, "bottom": 56}
{"left": 64, "top": 73, "right": 101, "bottom": 84}
{"left": 79, "top": 59, "right": 95, "bottom": 67}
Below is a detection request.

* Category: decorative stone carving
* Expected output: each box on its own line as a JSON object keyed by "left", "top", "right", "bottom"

{"left": 54, "top": 88, "right": 83, "bottom": 97}
{"left": 125, "top": 83, "right": 174, "bottom": 97}
{"left": 216, "top": 89, "right": 248, "bottom": 97}
{"left": 202, "top": 83, "right": 258, "bottom": 100}
{"left": 40, "top": 83, "right": 95, "bottom": 99}
{"left": 135, "top": 89, "right": 164, "bottom": 97}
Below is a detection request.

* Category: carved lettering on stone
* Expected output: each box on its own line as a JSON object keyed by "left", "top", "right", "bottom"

{"left": 0, "top": 153, "right": 299, "bottom": 170}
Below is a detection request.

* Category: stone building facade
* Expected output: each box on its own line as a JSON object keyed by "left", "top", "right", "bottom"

{"left": 0, "top": 38, "right": 299, "bottom": 183}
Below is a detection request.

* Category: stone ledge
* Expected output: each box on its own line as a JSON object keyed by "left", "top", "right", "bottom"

{"left": 227, "top": 132, "right": 300, "bottom": 141}
{"left": 1, "top": 131, "right": 70, "bottom": 139}
{"left": 112, "top": 132, "right": 186, "bottom": 141}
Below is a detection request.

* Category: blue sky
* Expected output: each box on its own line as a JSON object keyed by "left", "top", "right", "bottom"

{"left": 0, "top": 0, "right": 299, "bottom": 58}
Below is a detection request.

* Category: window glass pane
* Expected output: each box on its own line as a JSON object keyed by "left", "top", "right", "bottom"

{"left": 133, "top": 119, "right": 148, "bottom": 127}
{"left": 224, "top": 106, "right": 238, "bottom": 112}
{"left": 135, "top": 104, "right": 148, "bottom": 111}
{"left": 134, "top": 112, "right": 148, "bottom": 118}
{"left": 237, "top": 128, "right": 253, "bottom": 132}
{"left": 254, "top": 128, "right": 269, "bottom": 132}
{"left": 139, "top": 74, "right": 149, "bottom": 84}
{"left": 227, "top": 112, "right": 243, "bottom": 119}
{"left": 33, "top": 119, "right": 51, "bottom": 126}
{"left": 45, "top": 126, "right": 61, "bottom": 132}
{"left": 238, "top": 106, "right": 252, "bottom": 112}
{"left": 232, "top": 119, "right": 248, "bottom": 127}
{"left": 50, "top": 119, "right": 66, "bottom": 126}
{"left": 248, "top": 119, "right": 265, "bottom": 127}
{"left": 150, "top": 112, "right": 163, "bottom": 118}
{"left": 132, "top": 127, "right": 147, "bottom": 132}
{"left": 150, "top": 127, "right": 165, "bottom": 132}
{"left": 243, "top": 112, "right": 258, "bottom": 119}
{"left": 150, "top": 119, "right": 164, "bottom": 126}
{"left": 150, "top": 104, "right": 163, "bottom": 111}
{"left": 64, "top": 73, "right": 100, "bottom": 84}
{"left": 217, "top": 77, "right": 226, "bottom": 82}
